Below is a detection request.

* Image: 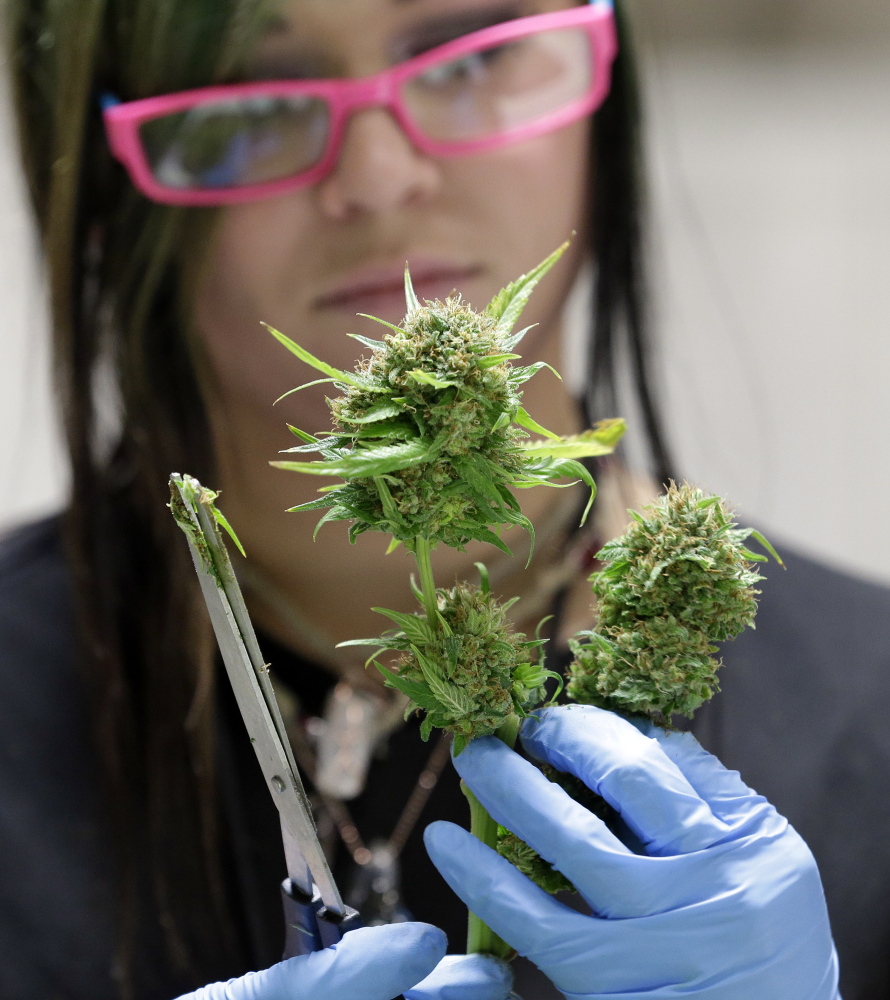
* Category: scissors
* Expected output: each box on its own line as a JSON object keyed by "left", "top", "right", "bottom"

{"left": 169, "top": 473, "right": 362, "bottom": 958}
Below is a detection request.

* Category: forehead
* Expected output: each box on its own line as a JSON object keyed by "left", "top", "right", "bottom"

{"left": 255, "top": 0, "right": 570, "bottom": 75}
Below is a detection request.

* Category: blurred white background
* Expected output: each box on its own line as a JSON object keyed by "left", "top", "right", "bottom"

{"left": 0, "top": 1, "right": 888, "bottom": 584}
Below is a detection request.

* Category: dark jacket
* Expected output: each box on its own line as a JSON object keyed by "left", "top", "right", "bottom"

{"left": 1, "top": 518, "right": 888, "bottom": 999}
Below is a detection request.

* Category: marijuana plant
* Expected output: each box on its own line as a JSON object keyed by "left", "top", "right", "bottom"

{"left": 567, "top": 481, "right": 782, "bottom": 720}
{"left": 495, "top": 482, "right": 782, "bottom": 896}
{"left": 270, "top": 244, "right": 625, "bottom": 955}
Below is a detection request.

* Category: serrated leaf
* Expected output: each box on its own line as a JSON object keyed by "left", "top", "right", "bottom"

{"left": 271, "top": 438, "right": 432, "bottom": 478}
{"left": 376, "top": 663, "right": 443, "bottom": 712}
{"left": 509, "top": 361, "right": 562, "bottom": 384}
{"left": 521, "top": 421, "right": 626, "bottom": 459}
{"left": 408, "top": 369, "right": 458, "bottom": 389}
{"left": 286, "top": 495, "right": 337, "bottom": 513}
{"left": 485, "top": 242, "right": 569, "bottom": 334}
{"left": 265, "top": 323, "right": 383, "bottom": 391}
{"left": 372, "top": 607, "right": 434, "bottom": 644}
{"left": 491, "top": 411, "right": 512, "bottom": 432}
{"left": 340, "top": 401, "right": 404, "bottom": 424}
{"left": 503, "top": 323, "right": 538, "bottom": 351}
{"left": 513, "top": 406, "right": 561, "bottom": 441}
{"left": 452, "top": 734, "right": 470, "bottom": 756}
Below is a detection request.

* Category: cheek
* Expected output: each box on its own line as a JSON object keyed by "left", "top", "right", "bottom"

{"left": 445, "top": 117, "right": 591, "bottom": 319}
{"left": 192, "top": 197, "right": 318, "bottom": 409}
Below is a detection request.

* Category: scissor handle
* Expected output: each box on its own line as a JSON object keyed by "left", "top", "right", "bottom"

{"left": 281, "top": 879, "right": 363, "bottom": 958}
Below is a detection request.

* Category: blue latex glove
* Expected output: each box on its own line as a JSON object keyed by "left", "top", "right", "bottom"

{"left": 425, "top": 705, "right": 840, "bottom": 1000}
{"left": 175, "top": 922, "right": 512, "bottom": 1000}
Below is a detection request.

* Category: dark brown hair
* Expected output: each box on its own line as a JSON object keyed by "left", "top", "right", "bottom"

{"left": 5, "top": 0, "right": 670, "bottom": 993}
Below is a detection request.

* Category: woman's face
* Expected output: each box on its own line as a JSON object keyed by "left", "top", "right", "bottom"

{"left": 194, "top": 0, "right": 591, "bottom": 431}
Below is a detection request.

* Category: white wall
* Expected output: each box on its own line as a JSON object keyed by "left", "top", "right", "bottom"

{"left": 0, "top": 7, "right": 888, "bottom": 584}
{"left": 630, "top": 3, "right": 890, "bottom": 584}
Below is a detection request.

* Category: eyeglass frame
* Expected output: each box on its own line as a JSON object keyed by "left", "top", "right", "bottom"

{"left": 102, "top": 1, "right": 617, "bottom": 207}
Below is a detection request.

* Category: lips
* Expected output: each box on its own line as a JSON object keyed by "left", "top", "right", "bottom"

{"left": 314, "top": 259, "right": 484, "bottom": 317}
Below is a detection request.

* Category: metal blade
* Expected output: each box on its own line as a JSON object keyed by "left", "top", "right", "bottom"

{"left": 171, "top": 475, "right": 344, "bottom": 913}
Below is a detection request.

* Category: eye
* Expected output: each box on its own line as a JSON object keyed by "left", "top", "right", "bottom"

{"left": 416, "top": 44, "right": 514, "bottom": 88}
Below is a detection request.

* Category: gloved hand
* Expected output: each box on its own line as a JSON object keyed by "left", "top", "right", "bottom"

{"left": 425, "top": 704, "right": 840, "bottom": 1000}
{"left": 175, "top": 922, "right": 512, "bottom": 1000}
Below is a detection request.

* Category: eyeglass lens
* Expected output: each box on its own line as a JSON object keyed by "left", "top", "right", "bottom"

{"left": 138, "top": 25, "right": 594, "bottom": 191}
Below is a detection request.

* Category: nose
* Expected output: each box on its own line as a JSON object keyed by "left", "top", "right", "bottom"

{"left": 315, "top": 107, "right": 441, "bottom": 220}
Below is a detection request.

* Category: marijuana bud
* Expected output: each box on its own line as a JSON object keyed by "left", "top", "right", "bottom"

{"left": 269, "top": 243, "right": 624, "bottom": 555}
{"left": 362, "top": 580, "right": 556, "bottom": 755}
{"left": 567, "top": 481, "right": 781, "bottom": 720}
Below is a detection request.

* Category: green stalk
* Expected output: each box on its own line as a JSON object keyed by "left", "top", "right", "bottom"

{"left": 413, "top": 536, "right": 439, "bottom": 627}
{"left": 464, "top": 711, "right": 520, "bottom": 959}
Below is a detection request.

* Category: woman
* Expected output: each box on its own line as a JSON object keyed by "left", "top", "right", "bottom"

{"left": 0, "top": 0, "right": 881, "bottom": 997}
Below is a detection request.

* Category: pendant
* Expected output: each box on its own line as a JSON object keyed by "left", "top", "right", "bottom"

{"left": 313, "top": 682, "right": 383, "bottom": 800}
{"left": 344, "top": 839, "right": 413, "bottom": 925}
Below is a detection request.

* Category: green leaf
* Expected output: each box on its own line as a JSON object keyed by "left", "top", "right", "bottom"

{"left": 372, "top": 607, "right": 434, "bottom": 645}
{"left": 478, "top": 353, "right": 522, "bottom": 369}
{"left": 513, "top": 406, "right": 561, "bottom": 441}
{"left": 375, "top": 663, "right": 443, "bottom": 712}
{"left": 271, "top": 438, "right": 432, "bottom": 478}
{"left": 485, "top": 242, "right": 569, "bottom": 334}
{"left": 748, "top": 529, "right": 785, "bottom": 568}
{"left": 413, "top": 646, "right": 475, "bottom": 716}
{"left": 521, "top": 420, "right": 626, "bottom": 459}
{"left": 404, "top": 264, "right": 421, "bottom": 313}
{"left": 265, "top": 323, "right": 382, "bottom": 391}
{"left": 453, "top": 455, "right": 507, "bottom": 509}
{"left": 211, "top": 506, "right": 246, "bottom": 558}
{"left": 347, "top": 332, "right": 387, "bottom": 349}
{"left": 374, "top": 476, "right": 407, "bottom": 529}
{"left": 491, "top": 411, "right": 513, "bottom": 432}
{"left": 457, "top": 523, "right": 513, "bottom": 557}
{"left": 274, "top": 378, "right": 338, "bottom": 404}
{"left": 509, "top": 361, "right": 562, "bottom": 384}
{"left": 474, "top": 562, "right": 491, "bottom": 596}
{"left": 355, "top": 315, "right": 408, "bottom": 336}
{"left": 452, "top": 734, "right": 470, "bottom": 756}
{"left": 286, "top": 424, "right": 320, "bottom": 444}
{"left": 407, "top": 369, "right": 458, "bottom": 389}
{"left": 286, "top": 495, "right": 338, "bottom": 512}
{"left": 340, "top": 401, "right": 404, "bottom": 424}
{"left": 503, "top": 323, "right": 537, "bottom": 351}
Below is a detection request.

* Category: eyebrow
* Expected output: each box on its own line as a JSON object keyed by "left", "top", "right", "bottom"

{"left": 392, "top": 1, "right": 527, "bottom": 59}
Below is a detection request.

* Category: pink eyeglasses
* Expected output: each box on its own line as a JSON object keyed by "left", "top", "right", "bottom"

{"left": 103, "top": 3, "right": 617, "bottom": 206}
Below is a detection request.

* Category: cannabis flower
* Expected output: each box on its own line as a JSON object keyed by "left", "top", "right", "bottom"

{"left": 270, "top": 244, "right": 624, "bottom": 555}
{"left": 567, "top": 482, "right": 781, "bottom": 720}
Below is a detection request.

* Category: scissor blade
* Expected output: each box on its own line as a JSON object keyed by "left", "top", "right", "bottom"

{"left": 171, "top": 475, "right": 344, "bottom": 913}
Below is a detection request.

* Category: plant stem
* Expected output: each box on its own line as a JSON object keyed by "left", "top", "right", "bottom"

{"left": 464, "top": 711, "right": 521, "bottom": 959}
{"left": 413, "top": 536, "right": 439, "bottom": 627}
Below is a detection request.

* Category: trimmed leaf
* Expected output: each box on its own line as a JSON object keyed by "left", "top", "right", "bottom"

{"left": 521, "top": 420, "right": 626, "bottom": 459}
{"left": 211, "top": 507, "right": 246, "bottom": 558}
{"left": 514, "top": 406, "right": 561, "bottom": 441}
{"left": 265, "top": 323, "right": 381, "bottom": 391}
{"left": 478, "top": 353, "right": 522, "bottom": 369}
{"left": 485, "top": 242, "right": 569, "bottom": 335}
{"left": 408, "top": 369, "right": 458, "bottom": 389}
{"left": 340, "top": 401, "right": 404, "bottom": 424}
{"left": 272, "top": 438, "right": 432, "bottom": 478}
{"left": 347, "top": 333, "right": 387, "bottom": 350}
